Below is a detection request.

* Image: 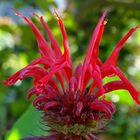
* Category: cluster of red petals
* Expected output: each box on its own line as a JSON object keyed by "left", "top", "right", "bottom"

{"left": 4, "top": 11, "right": 140, "bottom": 140}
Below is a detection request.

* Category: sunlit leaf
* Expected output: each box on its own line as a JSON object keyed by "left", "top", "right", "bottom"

{"left": 5, "top": 105, "right": 49, "bottom": 140}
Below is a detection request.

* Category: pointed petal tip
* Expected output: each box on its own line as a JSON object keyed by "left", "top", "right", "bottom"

{"left": 3, "top": 78, "right": 15, "bottom": 86}
{"left": 102, "top": 9, "right": 108, "bottom": 17}
{"left": 11, "top": 8, "right": 24, "bottom": 18}
{"left": 27, "top": 89, "right": 36, "bottom": 99}
{"left": 32, "top": 12, "right": 44, "bottom": 21}
{"left": 102, "top": 10, "right": 108, "bottom": 25}
{"left": 32, "top": 12, "right": 40, "bottom": 18}
{"left": 53, "top": 9, "right": 60, "bottom": 20}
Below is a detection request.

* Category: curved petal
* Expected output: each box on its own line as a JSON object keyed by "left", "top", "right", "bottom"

{"left": 90, "top": 100, "right": 113, "bottom": 119}
{"left": 33, "top": 14, "right": 62, "bottom": 58}
{"left": 33, "top": 96, "right": 47, "bottom": 106}
{"left": 27, "top": 87, "right": 37, "bottom": 99}
{"left": 113, "top": 66, "right": 140, "bottom": 105}
{"left": 43, "top": 101, "right": 59, "bottom": 111}
{"left": 35, "top": 61, "right": 67, "bottom": 93}
{"left": 4, "top": 65, "right": 47, "bottom": 86}
{"left": 102, "top": 25, "right": 140, "bottom": 76}
{"left": 94, "top": 80, "right": 126, "bottom": 98}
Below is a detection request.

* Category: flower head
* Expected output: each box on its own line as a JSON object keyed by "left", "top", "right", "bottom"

{"left": 4, "top": 11, "right": 140, "bottom": 140}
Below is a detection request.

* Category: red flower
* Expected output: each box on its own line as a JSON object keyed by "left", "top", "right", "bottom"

{"left": 4, "top": 11, "right": 140, "bottom": 140}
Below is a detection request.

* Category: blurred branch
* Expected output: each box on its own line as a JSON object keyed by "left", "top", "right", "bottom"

{"left": 105, "top": 0, "right": 140, "bottom": 10}
{"left": 68, "top": 0, "right": 140, "bottom": 12}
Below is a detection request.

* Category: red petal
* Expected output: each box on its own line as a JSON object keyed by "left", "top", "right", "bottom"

{"left": 27, "top": 87, "right": 37, "bottom": 99}
{"left": 55, "top": 13, "right": 71, "bottom": 60}
{"left": 87, "top": 81, "right": 96, "bottom": 96}
{"left": 90, "top": 100, "right": 113, "bottom": 119}
{"left": 80, "top": 11, "right": 107, "bottom": 92}
{"left": 69, "top": 76, "right": 77, "bottom": 93}
{"left": 69, "top": 76, "right": 77, "bottom": 102}
{"left": 63, "top": 65, "right": 72, "bottom": 81}
{"left": 88, "top": 65, "right": 104, "bottom": 95}
{"left": 94, "top": 80, "right": 126, "bottom": 98}
{"left": 55, "top": 14, "right": 73, "bottom": 81}
{"left": 82, "top": 69, "right": 91, "bottom": 94}
{"left": 55, "top": 72, "right": 66, "bottom": 92}
{"left": 4, "top": 56, "right": 53, "bottom": 86}
{"left": 36, "top": 15, "right": 62, "bottom": 58}
{"left": 102, "top": 100, "right": 116, "bottom": 113}
{"left": 76, "top": 101, "right": 83, "bottom": 116}
{"left": 43, "top": 85, "right": 58, "bottom": 99}
{"left": 90, "top": 19, "right": 106, "bottom": 68}
{"left": 4, "top": 70, "right": 22, "bottom": 86}
{"left": 33, "top": 96, "right": 47, "bottom": 106}
{"left": 103, "top": 26, "right": 140, "bottom": 72}
{"left": 47, "top": 80, "right": 61, "bottom": 96}
{"left": 43, "top": 101, "right": 58, "bottom": 111}
{"left": 54, "top": 13, "right": 73, "bottom": 80}
{"left": 97, "top": 58, "right": 103, "bottom": 67}
{"left": 4, "top": 65, "right": 47, "bottom": 86}
{"left": 15, "top": 11, "right": 55, "bottom": 60}
{"left": 113, "top": 66, "right": 140, "bottom": 105}
{"left": 36, "top": 61, "right": 67, "bottom": 92}
{"left": 75, "top": 63, "right": 82, "bottom": 89}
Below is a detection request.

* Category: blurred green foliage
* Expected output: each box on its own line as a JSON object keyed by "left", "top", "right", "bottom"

{"left": 1, "top": 0, "right": 140, "bottom": 140}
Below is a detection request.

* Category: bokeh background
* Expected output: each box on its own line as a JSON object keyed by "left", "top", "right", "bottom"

{"left": 1, "top": 0, "right": 140, "bottom": 140}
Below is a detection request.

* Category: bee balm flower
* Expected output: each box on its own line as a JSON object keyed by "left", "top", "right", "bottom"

{"left": 4, "top": 11, "right": 140, "bottom": 140}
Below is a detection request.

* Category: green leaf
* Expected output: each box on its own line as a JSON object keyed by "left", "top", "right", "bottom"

{"left": 5, "top": 105, "right": 49, "bottom": 140}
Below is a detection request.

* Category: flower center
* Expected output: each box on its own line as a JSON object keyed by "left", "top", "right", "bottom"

{"left": 49, "top": 119, "right": 108, "bottom": 136}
